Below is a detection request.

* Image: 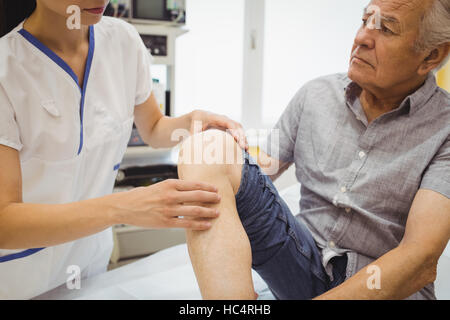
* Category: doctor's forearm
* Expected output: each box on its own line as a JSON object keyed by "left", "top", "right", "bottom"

{"left": 144, "top": 113, "right": 192, "bottom": 148}
{"left": 0, "top": 197, "right": 117, "bottom": 249}
{"left": 314, "top": 244, "right": 437, "bottom": 300}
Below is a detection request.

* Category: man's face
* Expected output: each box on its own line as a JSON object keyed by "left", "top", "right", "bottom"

{"left": 348, "top": 0, "right": 433, "bottom": 92}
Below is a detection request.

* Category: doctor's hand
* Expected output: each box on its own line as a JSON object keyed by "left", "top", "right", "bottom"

{"left": 112, "top": 179, "right": 221, "bottom": 230}
{"left": 190, "top": 110, "right": 249, "bottom": 151}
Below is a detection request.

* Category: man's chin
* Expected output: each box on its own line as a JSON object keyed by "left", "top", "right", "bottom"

{"left": 348, "top": 67, "right": 367, "bottom": 85}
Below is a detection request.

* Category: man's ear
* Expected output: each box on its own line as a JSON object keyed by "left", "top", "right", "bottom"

{"left": 418, "top": 43, "right": 450, "bottom": 76}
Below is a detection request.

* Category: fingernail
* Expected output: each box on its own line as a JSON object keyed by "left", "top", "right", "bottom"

{"left": 216, "top": 209, "right": 220, "bottom": 215}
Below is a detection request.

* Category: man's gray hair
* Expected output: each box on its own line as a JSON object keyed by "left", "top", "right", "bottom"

{"left": 414, "top": 0, "right": 450, "bottom": 72}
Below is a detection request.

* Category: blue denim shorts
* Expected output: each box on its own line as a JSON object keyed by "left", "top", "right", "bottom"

{"left": 235, "top": 151, "right": 347, "bottom": 300}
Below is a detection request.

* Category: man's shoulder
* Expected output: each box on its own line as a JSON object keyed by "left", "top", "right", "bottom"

{"left": 300, "top": 72, "right": 350, "bottom": 97}
{"left": 307, "top": 72, "right": 350, "bottom": 85}
{"left": 421, "top": 86, "right": 450, "bottom": 122}
{"left": 436, "top": 87, "right": 450, "bottom": 107}
{"left": 291, "top": 73, "right": 350, "bottom": 108}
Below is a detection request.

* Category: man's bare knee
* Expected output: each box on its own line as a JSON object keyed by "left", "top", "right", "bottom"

{"left": 178, "top": 130, "right": 243, "bottom": 193}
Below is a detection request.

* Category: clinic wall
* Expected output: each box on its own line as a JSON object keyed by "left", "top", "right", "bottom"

{"left": 174, "top": 0, "right": 244, "bottom": 121}
{"left": 262, "top": 0, "right": 366, "bottom": 125}
{"left": 173, "top": 1, "right": 449, "bottom": 127}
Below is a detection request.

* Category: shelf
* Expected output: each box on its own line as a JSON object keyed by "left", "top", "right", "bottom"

{"left": 120, "top": 146, "right": 180, "bottom": 169}
{"left": 113, "top": 225, "right": 186, "bottom": 260}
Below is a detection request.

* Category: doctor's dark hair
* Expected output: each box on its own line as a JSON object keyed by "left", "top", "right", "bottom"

{"left": 0, "top": 0, "right": 36, "bottom": 38}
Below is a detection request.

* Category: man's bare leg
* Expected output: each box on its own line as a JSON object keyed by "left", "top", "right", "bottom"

{"left": 177, "top": 130, "right": 256, "bottom": 300}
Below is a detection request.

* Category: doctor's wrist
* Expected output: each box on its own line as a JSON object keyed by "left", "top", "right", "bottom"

{"left": 99, "top": 192, "right": 128, "bottom": 226}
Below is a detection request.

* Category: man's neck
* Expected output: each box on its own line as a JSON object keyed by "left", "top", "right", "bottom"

{"left": 359, "top": 76, "right": 427, "bottom": 124}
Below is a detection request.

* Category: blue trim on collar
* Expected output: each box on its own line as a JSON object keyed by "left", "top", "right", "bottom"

{"left": 18, "top": 28, "right": 80, "bottom": 88}
{"left": 18, "top": 26, "right": 96, "bottom": 155}
{"left": 0, "top": 248, "right": 45, "bottom": 263}
{"left": 78, "top": 25, "right": 95, "bottom": 155}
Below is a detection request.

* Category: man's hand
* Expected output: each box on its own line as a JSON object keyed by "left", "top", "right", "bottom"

{"left": 315, "top": 189, "right": 449, "bottom": 300}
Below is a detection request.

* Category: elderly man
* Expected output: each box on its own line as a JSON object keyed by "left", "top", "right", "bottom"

{"left": 177, "top": 0, "right": 450, "bottom": 300}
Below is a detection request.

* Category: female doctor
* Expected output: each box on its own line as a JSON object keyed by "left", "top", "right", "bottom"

{"left": 0, "top": 0, "right": 248, "bottom": 299}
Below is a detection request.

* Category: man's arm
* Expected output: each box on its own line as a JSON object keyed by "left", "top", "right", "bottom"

{"left": 315, "top": 189, "right": 449, "bottom": 300}
{"left": 257, "top": 150, "right": 292, "bottom": 182}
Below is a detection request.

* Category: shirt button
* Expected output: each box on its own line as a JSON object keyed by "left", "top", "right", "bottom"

{"left": 329, "top": 241, "right": 336, "bottom": 249}
{"left": 333, "top": 195, "right": 339, "bottom": 206}
{"left": 359, "top": 151, "right": 366, "bottom": 159}
{"left": 340, "top": 187, "right": 347, "bottom": 193}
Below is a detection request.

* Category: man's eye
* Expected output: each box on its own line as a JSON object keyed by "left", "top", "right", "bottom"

{"left": 382, "top": 25, "right": 394, "bottom": 34}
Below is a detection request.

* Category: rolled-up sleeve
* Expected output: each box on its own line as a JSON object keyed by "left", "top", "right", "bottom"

{"left": 420, "top": 137, "right": 450, "bottom": 199}
{"left": 0, "top": 85, "right": 22, "bottom": 151}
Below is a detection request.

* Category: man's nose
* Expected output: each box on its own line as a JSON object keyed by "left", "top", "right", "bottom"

{"left": 354, "top": 25, "right": 376, "bottom": 50}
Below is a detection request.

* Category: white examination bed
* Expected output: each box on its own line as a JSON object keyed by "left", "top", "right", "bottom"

{"left": 36, "top": 183, "right": 450, "bottom": 300}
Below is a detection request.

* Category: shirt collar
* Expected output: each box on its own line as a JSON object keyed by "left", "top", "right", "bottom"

{"left": 344, "top": 73, "right": 438, "bottom": 116}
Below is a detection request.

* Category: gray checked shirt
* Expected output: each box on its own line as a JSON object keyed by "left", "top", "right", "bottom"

{"left": 261, "top": 72, "right": 450, "bottom": 300}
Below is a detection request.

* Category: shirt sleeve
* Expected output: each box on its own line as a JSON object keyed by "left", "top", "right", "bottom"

{"left": 0, "top": 85, "right": 22, "bottom": 151}
{"left": 133, "top": 29, "right": 154, "bottom": 106}
{"left": 420, "top": 136, "right": 450, "bottom": 199}
{"left": 260, "top": 86, "right": 307, "bottom": 163}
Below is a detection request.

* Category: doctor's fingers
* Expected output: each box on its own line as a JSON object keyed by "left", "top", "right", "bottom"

{"left": 171, "top": 179, "right": 218, "bottom": 193}
{"left": 172, "top": 190, "right": 222, "bottom": 204}
{"left": 203, "top": 115, "right": 248, "bottom": 151}
{"left": 228, "top": 127, "right": 249, "bottom": 151}
{"left": 169, "top": 217, "right": 213, "bottom": 231}
{"left": 165, "top": 205, "right": 220, "bottom": 219}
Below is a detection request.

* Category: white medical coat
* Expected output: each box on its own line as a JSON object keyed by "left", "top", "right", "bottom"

{"left": 0, "top": 17, "right": 153, "bottom": 299}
